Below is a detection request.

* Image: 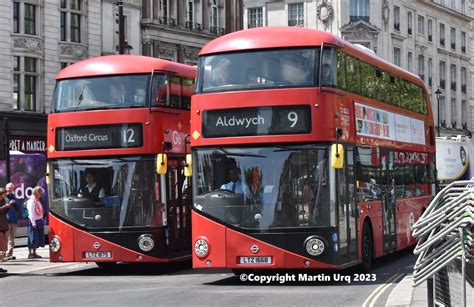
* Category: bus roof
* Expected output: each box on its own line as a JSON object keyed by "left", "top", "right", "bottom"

{"left": 199, "top": 27, "right": 424, "bottom": 87}
{"left": 56, "top": 55, "right": 196, "bottom": 80}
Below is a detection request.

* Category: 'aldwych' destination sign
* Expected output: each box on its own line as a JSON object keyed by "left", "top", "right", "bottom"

{"left": 56, "top": 123, "right": 143, "bottom": 150}
{"left": 203, "top": 105, "right": 311, "bottom": 137}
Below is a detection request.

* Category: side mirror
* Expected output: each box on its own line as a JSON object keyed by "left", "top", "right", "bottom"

{"left": 156, "top": 153, "right": 168, "bottom": 174}
{"left": 331, "top": 144, "right": 344, "bottom": 169}
{"left": 184, "top": 154, "right": 192, "bottom": 177}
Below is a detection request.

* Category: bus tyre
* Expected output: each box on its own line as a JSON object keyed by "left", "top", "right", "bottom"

{"left": 96, "top": 262, "right": 117, "bottom": 269}
{"left": 361, "top": 222, "right": 373, "bottom": 272}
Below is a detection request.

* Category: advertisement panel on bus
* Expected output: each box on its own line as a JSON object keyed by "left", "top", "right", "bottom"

{"left": 436, "top": 136, "right": 473, "bottom": 186}
{"left": 0, "top": 152, "right": 48, "bottom": 237}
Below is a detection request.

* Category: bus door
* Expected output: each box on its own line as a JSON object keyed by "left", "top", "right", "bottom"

{"left": 380, "top": 149, "right": 396, "bottom": 253}
{"left": 335, "top": 146, "right": 358, "bottom": 263}
{"left": 165, "top": 159, "right": 192, "bottom": 257}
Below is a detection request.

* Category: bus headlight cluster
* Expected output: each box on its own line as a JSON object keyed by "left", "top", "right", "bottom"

{"left": 194, "top": 238, "right": 209, "bottom": 258}
{"left": 50, "top": 236, "right": 61, "bottom": 253}
{"left": 138, "top": 234, "right": 155, "bottom": 252}
{"left": 305, "top": 236, "right": 325, "bottom": 256}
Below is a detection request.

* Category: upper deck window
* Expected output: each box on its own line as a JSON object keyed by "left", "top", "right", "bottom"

{"left": 53, "top": 73, "right": 194, "bottom": 113}
{"left": 53, "top": 74, "right": 149, "bottom": 112}
{"left": 196, "top": 48, "right": 319, "bottom": 93}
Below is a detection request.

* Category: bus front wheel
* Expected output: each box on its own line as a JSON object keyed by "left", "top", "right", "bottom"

{"left": 361, "top": 222, "right": 373, "bottom": 272}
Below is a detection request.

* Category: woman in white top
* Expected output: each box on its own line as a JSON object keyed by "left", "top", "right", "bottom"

{"left": 27, "top": 186, "right": 45, "bottom": 259}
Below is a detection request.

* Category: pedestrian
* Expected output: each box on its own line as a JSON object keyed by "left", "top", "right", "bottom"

{"left": 27, "top": 186, "right": 45, "bottom": 259}
{"left": 5, "top": 182, "right": 19, "bottom": 261}
{"left": 0, "top": 187, "right": 11, "bottom": 273}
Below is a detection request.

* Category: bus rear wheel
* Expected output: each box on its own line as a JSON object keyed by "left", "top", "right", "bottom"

{"left": 96, "top": 262, "right": 117, "bottom": 269}
{"left": 361, "top": 222, "right": 373, "bottom": 272}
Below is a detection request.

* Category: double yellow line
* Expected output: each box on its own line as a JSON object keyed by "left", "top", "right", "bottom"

{"left": 362, "top": 273, "right": 405, "bottom": 307}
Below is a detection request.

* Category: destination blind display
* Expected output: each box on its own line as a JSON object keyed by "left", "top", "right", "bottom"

{"left": 56, "top": 123, "right": 143, "bottom": 151}
{"left": 203, "top": 105, "right": 311, "bottom": 137}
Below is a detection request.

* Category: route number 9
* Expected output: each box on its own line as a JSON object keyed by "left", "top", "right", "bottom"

{"left": 288, "top": 111, "right": 298, "bottom": 128}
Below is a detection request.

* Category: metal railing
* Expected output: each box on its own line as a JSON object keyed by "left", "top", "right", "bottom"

{"left": 412, "top": 180, "right": 473, "bottom": 306}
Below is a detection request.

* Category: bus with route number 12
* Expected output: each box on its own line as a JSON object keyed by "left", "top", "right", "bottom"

{"left": 47, "top": 55, "right": 196, "bottom": 266}
{"left": 189, "top": 27, "right": 436, "bottom": 271}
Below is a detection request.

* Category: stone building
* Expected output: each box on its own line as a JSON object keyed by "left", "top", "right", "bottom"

{"left": 0, "top": 0, "right": 242, "bottom": 152}
{"left": 243, "top": 0, "right": 473, "bottom": 135}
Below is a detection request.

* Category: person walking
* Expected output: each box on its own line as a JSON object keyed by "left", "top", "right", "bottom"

{"left": 5, "top": 183, "right": 19, "bottom": 261}
{"left": 0, "top": 187, "right": 11, "bottom": 273}
{"left": 27, "top": 186, "right": 45, "bottom": 259}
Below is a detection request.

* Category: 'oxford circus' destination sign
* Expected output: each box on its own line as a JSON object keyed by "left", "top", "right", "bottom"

{"left": 56, "top": 123, "right": 143, "bottom": 150}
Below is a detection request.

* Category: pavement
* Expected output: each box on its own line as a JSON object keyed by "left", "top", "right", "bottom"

{"left": 0, "top": 246, "right": 91, "bottom": 276}
{"left": 385, "top": 273, "right": 473, "bottom": 306}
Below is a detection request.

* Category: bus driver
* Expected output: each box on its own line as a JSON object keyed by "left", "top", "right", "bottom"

{"left": 79, "top": 170, "right": 105, "bottom": 207}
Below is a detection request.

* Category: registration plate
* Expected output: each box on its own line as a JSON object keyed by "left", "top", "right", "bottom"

{"left": 239, "top": 256, "right": 272, "bottom": 265}
{"left": 84, "top": 251, "right": 112, "bottom": 259}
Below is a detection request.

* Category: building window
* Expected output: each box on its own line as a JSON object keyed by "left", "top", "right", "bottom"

{"left": 440, "top": 23, "right": 445, "bottom": 46}
{"left": 418, "top": 55, "right": 424, "bottom": 80}
{"left": 451, "top": 98, "right": 457, "bottom": 128}
{"left": 439, "top": 97, "right": 445, "bottom": 125}
{"left": 288, "top": 3, "right": 304, "bottom": 26}
{"left": 417, "top": 15, "right": 424, "bottom": 35}
{"left": 248, "top": 7, "right": 263, "bottom": 28}
{"left": 461, "top": 100, "right": 467, "bottom": 128}
{"left": 393, "top": 6, "right": 400, "bottom": 31}
{"left": 439, "top": 61, "right": 446, "bottom": 89}
{"left": 450, "top": 64, "right": 456, "bottom": 91}
{"left": 393, "top": 47, "right": 401, "bottom": 66}
{"left": 427, "top": 19, "right": 432, "bottom": 42}
{"left": 461, "top": 66, "right": 467, "bottom": 93}
{"left": 350, "top": 0, "right": 369, "bottom": 22}
{"left": 13, "top": 2, "right": 19, "bottom": 33}
{"left": 186, "top": 0, "right": 193, "bottom": 24}
{"left": 13, "top": 56, "right": 38, "bottom": 111}
{"left": 24, "top": 4, "right": 36, "bottom": 35}
{"left": 450, "top": 27, "right": 456, "bottom": 50}
{"left": 407, "top": 51, "right": 412, "bottom": 72}
{"left": 407, "top": 11, "right": 412, "bottom": 35}
{"left": 461, "top": 0, "right": 466, "bottom": 14}
{"left": 60, "top": 0, "right": 84, "bottom": 43}
{"left": 13, "top": 2, "right": 37, "bottom": 35}
{"left": 461, "top": 31, "right": 466, "bottom": 53}
{"left": 428, "top": 57, "right": 433, "bottom": 87}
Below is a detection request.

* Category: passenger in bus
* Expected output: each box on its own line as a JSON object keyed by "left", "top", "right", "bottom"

{"left": 220, "top": 166, "right": 250, "bottom": 197}
{"left": 79, "top": 170, "right": 105, "bottom": 206}
{"left": 246, "top": 68, "right": 259, "bottom": 84}
{"left": 321, "top": 63, "right": 333, "bottom": 86}
{"left": 110, "top": 83, "right": 125, "bottom": 103}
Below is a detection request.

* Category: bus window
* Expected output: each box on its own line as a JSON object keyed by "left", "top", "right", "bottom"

{"left": 321, "top": 47, "right": 335, "bottom": 86}
{"left": 355, "top": 147, "right": 381, "bottom": 201}
{"left": 152, "top": 74, "right": 192, "bottom": 110}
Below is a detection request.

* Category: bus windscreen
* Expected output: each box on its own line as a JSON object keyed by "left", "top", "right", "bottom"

{"left": 197, "top": 48, "right": 319, "bottom": 93}
{"left": 53, "top": 74, "right": 149, "bottom": 112}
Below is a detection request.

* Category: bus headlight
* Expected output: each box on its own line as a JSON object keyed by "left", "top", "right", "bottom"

{"left": 50, "top": 236, "right": 61, "bottom": 253}
{"left": 138, "top": 234, "right": 155, "bottom": 252}
{"left": 304, "top": 236, "right": 325, "bottom": 256}
{"left": 194, "top": 238, "right": 209, "bottom": 258}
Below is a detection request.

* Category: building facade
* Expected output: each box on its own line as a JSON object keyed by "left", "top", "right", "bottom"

{"left": 243, "top": 0, "right": 473, "bottom": 135}
{"left": 0, "top": 0, "right": 242, "bottom": 152}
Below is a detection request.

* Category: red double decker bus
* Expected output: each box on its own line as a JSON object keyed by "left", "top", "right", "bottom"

{"left": 47, "top": 55, "right": 196, "bottom": 266}
{"left": 190, "top": 27, "right": 436, "bottom": 270}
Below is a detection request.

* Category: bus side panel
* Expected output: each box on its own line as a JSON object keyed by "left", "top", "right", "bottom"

{"left": 49, "top": 213, "right": 75, "bottom": 262}
{"left": 357, "top": 202, "right": 384, "bottom": 259}
{"left": 396, "top": 196, "right": 428, "bottom": 251}
{"left": 192, "top": 211, "right": 227, "bottom": 268}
